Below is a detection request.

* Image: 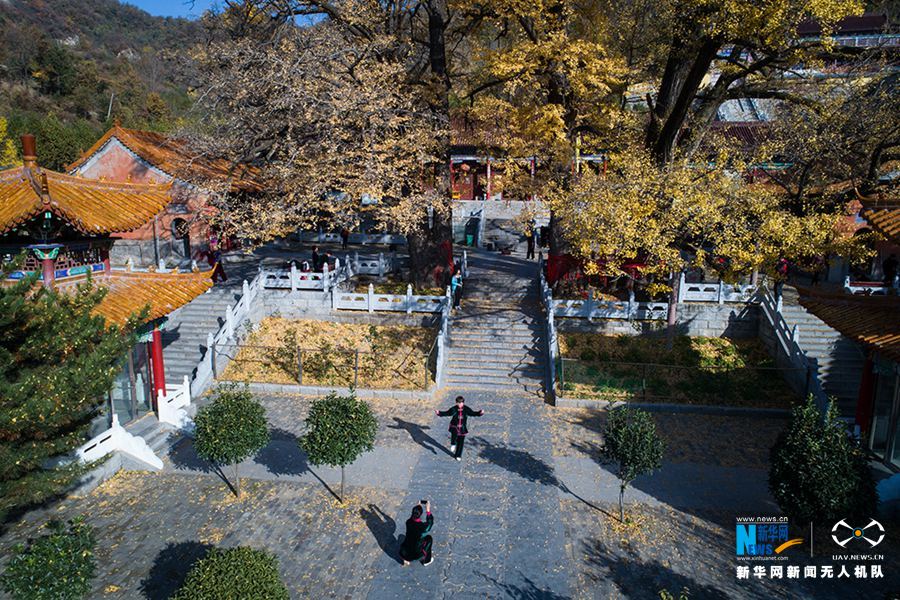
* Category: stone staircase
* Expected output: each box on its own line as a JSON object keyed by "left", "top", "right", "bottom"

{"left": 118, "top": 287, "right": 238, "bottom": 471}
{"left": 161, "top": 287, "right": 239, "bottom": 385}
{"left": 780, "top": 290, "right": 865, "bottom": 416}
{"left": 445, "top": 252, "right": 547, "bottom": 395}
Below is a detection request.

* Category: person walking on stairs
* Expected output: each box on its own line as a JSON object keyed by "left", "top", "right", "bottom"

{"left": 435, "top": 396, "right": 484, "bottom": 460}
{"left": 451, "top": 270, "right": 463, "bottom": 309}
{"left": 399, "top": 500, "right": 434, "bottom": 566}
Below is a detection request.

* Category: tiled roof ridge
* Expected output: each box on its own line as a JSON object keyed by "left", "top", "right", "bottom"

{"left": 0, "top": 164, "right": 173, "bottom": 235}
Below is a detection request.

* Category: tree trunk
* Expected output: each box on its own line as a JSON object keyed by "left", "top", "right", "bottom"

{"left": 234, "top": 463, "right": 240, "bottom": 499}
{"left": 619, "top": 484, "right": 625, "bottom": 523}
{"left": 340, "top": 465, "right": 345, "bottom": 503}
{"left": 407, "top": 218, "right": 435, "bottom": 286}
{"left": 651, "top": 39, "right": 720, "bottom": 164}
{"left": 548, "top": 211, "right": 566, "bottom": 256}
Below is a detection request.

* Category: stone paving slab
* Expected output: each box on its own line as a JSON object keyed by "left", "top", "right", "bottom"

{"left": 554, "top": 456, "right": 779, "bottom": 512}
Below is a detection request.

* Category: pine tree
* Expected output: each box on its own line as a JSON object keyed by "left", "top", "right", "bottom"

{"left": 0, "top": 270, "right": 137, "bottom": 522}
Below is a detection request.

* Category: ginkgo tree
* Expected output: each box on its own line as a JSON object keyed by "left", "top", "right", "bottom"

{"left": 553, "top": 142, "right": 866, "bottom": 335}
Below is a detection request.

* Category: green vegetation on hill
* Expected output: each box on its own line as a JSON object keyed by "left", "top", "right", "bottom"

{"left": 0, "top": 0, "right": 202, "bottom": 169}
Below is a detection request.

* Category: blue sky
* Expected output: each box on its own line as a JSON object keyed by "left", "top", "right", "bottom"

{"left": 125, "top": 0, "right": 218, "bottom": 19}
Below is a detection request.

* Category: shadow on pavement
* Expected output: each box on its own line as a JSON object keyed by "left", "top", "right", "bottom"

{"left": 360, "top": 503, "right": 404, "bottom": 564}
{"left": 481, "top": 574, "right": 570, "bottom": 600}
{"left": 388, "top": 417, "right": 451, "bottom": 456}
{"left": 255, "top": 427, "right": 309, "bottom": 476}
{"left": 470, "top": 437, "right": 615, "bottom": 519}
{"left": 139, "top": 540, "right": 213, "bottom": 600}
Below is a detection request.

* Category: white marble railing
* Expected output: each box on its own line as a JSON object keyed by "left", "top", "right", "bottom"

{"left": 552, "top": 289, "right": 668, "bottom": 321}
{"left": 333, "top": 284, "right": 450, "bottom": 314}
{"left": 193, "top": 272, "right": 263, "bottom": 397}
{"left": 676, "top": 272, "right": 755, "bottom": 304}
{"left": 539, "top": 257, "right": 559, "bottom": 401}
{"left": 262, "top": 259, "right": 352, "bottom": 293}
{"left": 299, "top": 230, "right": 406, "bottom": 245}
{"left": 844, "top": 276, "right": 897, "bottom": 296}
{"left": 76, "top": 414, "right": 163, "bottom": 470}
{"left": 157, "top": 376, "right": 192, "bottom": 429}
{"left": 758, "top": 288, "right": 828, "bottom": 410}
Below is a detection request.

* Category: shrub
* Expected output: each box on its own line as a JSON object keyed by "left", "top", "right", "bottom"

{"left": 193, "top": 385, "right": 270, "bottom": 497}
{"left": 299, "top": 392, "right": 377, "bottom": 502}
{"left": 1, "top": 517, "right": 96, "bottom": 600}
{"left": 769, "top": 396, "right": 877, "bottom": 525}
{"left": 602, "top": 405, "right": 664, "bottom": 522}
{"left": 171, "top": 547, "right": 288, "bottom": 600}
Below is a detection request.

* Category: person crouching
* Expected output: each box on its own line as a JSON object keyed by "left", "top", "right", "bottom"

{"left": 400, "top": 500, "right": 434, "bottom": 566}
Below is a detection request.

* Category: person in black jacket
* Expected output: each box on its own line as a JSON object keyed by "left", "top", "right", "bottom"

{"left": 435, "top": 396, "right": 484, "bottom": 460}
{"left": 399, "top": 500, "right": 434, "bottom": 566}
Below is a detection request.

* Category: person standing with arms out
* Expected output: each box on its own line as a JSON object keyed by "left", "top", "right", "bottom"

{"left": 451, "top": 269, "right": 463, "bottom": 309}
{"left": 436, "top": 396, "right": 484, "bottom": 461}
{"left": 400, "top": 500, "right": 434, "bottom": 566}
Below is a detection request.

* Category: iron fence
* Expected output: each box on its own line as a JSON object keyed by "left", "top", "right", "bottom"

{"left": 557, "top": 358, "right": 805, "bottom": 406}
{"left": 210, "top": 342, "right": 435, "bottom": 391}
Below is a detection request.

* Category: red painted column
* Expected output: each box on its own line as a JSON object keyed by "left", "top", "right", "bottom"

{"left": 41, "top": 257, "right": 55, "bottom": 289}
{"left": 149, "top": 326, "right": 166, "bottom": 409}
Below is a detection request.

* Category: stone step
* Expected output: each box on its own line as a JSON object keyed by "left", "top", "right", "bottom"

{"left": 443, "top": 378, "right": 544, "bottom": 392}
{"left": 447, "top": 364, "right": 544, "bottom": 378}
{"left": 447, "top": 348, "right": 543, "bottom": 360}
{"left": 451, "top": 329, "right": 541, "bottom": 339}
{"left": 446, "top": 369, "right": 543, "bottom": 384}
{"left": 453, "top": 323, "right": 540, "bottom": 332}
{"left": 448, "top": 343, "right": 541, "bottom": 355}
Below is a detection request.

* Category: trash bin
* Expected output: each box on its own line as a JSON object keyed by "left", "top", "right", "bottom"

{"left": 466, "top": 234, "right": 474, "bottom": 246}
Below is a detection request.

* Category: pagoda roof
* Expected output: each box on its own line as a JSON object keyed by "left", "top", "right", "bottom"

{"left": 0, "top": 166, "right": 173, "bottom": 235}
{"left": 857, "top": 189, "right": 900, "bottom": 243}
{"left": 798, "top": 288, "right": 900, "bottom": 363}
{"left": 55, "top": 269, "right": 213, "bottom": 326}
{"left": 68, "top": 125, "right": 263, "bottom": 193}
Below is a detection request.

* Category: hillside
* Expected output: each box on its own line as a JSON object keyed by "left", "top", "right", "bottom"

{"left": 0, "top": 0, "right": 204, "bottom": 170}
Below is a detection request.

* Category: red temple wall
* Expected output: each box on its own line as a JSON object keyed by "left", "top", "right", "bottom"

{"left": 74, "top": 142, "right": 211, "bottom": 249}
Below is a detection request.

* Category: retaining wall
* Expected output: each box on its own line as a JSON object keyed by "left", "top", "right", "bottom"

{"left": 556, "top": 302, "right": 759, "bottom": 339}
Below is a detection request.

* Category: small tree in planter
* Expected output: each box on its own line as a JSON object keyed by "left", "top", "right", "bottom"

{"left": 299, "top": 391, "right": 377, "bottom": 503}
{"left": 171, "top": 546, "right": 288, "bottom": 600}
{"left": 193, "top": 385, "right": 270, "bottom": 498}
{"left": 602, "top": 405, "right": 664, "bottom": 522}
{"left": 1, "top": 516, "right": 96, "bottom": 600}
{"left": 770, "top": 397, "right": 877, "bottom": 530}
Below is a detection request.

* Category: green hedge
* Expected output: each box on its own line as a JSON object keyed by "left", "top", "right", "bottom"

{"left": 0, "top": 517, "right": 96, "bottom": 600}
{"left": 172, "top": 547, "right": 289, "bottom": 600}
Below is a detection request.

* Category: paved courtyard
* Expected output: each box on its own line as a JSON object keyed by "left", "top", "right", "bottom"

{"left": 2, "top": 392, "right": 898, "bottom": 599}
